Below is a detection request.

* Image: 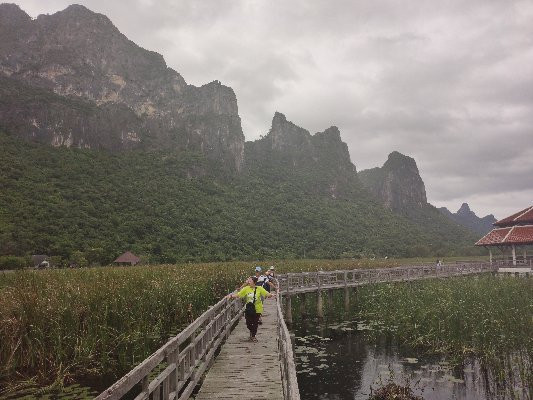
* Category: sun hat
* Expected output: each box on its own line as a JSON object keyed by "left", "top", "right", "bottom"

{"left": 255, "top": 266, "right": 262, "bottom": 272}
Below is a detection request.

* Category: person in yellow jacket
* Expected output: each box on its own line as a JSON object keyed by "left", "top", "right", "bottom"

{"left": 227, "top": 276, "right": 274, "bottom": 342}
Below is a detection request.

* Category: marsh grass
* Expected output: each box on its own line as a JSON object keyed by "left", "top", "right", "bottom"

{"left": 0, "top": 263, "right": 245, "bottom": 391}
{"left": 351, "top": 275, "right": 532, "bottom": 396}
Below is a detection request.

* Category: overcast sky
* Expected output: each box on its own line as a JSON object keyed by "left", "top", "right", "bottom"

{"left": 15, "top": 0, "right": 533, "bottom": 219}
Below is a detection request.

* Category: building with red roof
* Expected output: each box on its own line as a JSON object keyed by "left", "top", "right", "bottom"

{"left": 475, "top": 205, "right": 533, "bottom": 266}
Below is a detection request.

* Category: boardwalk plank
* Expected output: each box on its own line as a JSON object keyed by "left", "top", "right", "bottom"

{"left": 194, "top": 299, "right": 283, "bottom": 400}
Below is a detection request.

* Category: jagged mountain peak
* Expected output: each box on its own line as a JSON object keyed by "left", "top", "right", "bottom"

{"left": 383, "top": 151, "right": 419, "bottom": 171}
{"left": 439, "top": 203, "right": 497, "bottom": 235}
{"left": 318, "top": 126, "right": 341, "bottom": 139}
{"left": 62, "top": 3, "right": 96, "bottom": 14}
{"left": 0, "top": 3, "right": 244, "bottom": 171}
{"left": 264, "top": 113, "right": 351, "bottom": 159}
{"left": 359, "top": 151, "right": 427, "bottom": 213}
{"left": 268, "top": 113, "right": 343, "bottom": 144}
{"left": 35, "top": 3, "right": 118, "bottom": 36}
{"left": 43, "top": 3, "right": 112, "bottom": 22}
{"left": 245, "top": 113, "right": 357, "bottom": 197}
{"left": 273, "top": 111, "right": 287, "bottom": 122}
{"left": 0, "top": 3, "right": 30, "bottom": 26}
{"left": 457, "top": 202, "right": 472, "bottom": 215}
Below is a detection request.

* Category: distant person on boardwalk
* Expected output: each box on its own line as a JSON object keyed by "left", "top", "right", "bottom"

{"left": 264, "top": 266, "right": 278, "bottom": 292}
{"left": 227, "top": 276, "right": 273, "bottom": 342}
{"left": 255, "top": 266, "right": 268, "bottom": 287}
{"left": 239, "top": 266, "right": 267, "bottom": 290}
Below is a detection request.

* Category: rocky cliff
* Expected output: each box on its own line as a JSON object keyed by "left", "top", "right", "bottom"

{"left": 0, "top": 3, "right": 244, "bottom": 170}
{"left": 358, "top": 151, "right": 427, "bottom": 213}
{"left": 244, "top": 112, "right": 359, "bottom": 198}
{"left": 439, "top": 203, "right": 496, "bottom": 235}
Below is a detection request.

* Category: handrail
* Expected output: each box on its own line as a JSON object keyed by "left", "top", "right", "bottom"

{"left": 277, "top": 292, "right": 301, "bottom": 400}
{"left": 276, "top": 262, "right": 496, "bottom": 294}
{"left": 96, "top": 296, "right": 243, "bottom": 400}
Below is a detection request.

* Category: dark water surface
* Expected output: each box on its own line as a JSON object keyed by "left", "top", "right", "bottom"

{"left": 291, "top": 317, "right": 528, "bottom": 400}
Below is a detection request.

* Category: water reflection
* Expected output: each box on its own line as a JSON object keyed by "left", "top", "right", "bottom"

{"left": 292, "top": 317, "right": 528, "bottom": 400}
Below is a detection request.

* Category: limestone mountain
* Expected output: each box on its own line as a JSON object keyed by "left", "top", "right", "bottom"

{"left": 358, "top": 151, "right": 427, "bottom": 214}
{"left": 244, "top": 112, "right": 359, "bottom": 198}
{"left": 439, "top": 203, "right": 496, "bottom": 236}
{"left": 0, "top": 3, "right": 244, "bottom": 170}
{"left": 358, "top": 151, "right": 478, "bottom": 247}
{"left": 0, "top": 4, "right": 481, "bottom": 262}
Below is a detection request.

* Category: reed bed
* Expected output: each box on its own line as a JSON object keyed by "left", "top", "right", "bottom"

{"left": 353, "top": 275, "right": 532, "bottom": 396}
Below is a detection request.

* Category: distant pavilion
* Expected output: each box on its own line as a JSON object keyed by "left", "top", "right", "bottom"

{"left": 113, "top": 251, "right": 141, "bottom": 266}
{"left": 475, "top": 205, "right": 533, "bottom": 266}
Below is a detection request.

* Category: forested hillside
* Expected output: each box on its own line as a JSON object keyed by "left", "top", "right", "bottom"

{"left": 0, "top": 4, "right": 482, "bottom": 267}
{"left": 0, "top": 132, "right": 480, "bottom": 266}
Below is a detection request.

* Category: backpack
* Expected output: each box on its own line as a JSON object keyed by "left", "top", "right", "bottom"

{"left": 245, "top": 287, "right": 257, "bottom": 317}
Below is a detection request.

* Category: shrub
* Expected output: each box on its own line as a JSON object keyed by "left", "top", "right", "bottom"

{"left": 0, "top": 255, "right": 28, "bottom": 270}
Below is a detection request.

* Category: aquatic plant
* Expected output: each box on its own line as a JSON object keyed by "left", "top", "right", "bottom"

{"left": 352, "top": 275, "right": 532, "bottom": 397}
{"left": 369, "top": 383, "right": 423, "bottom": 400}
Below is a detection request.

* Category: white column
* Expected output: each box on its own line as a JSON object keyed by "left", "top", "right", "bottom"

{"left": 512, "top": 245, "right": 516, "bottom": 266}
{"left": 489, "top": 248, "right": 492, "bottom": 264}
{"left": 523, "top": 248, "right": 527, "bottom": 263}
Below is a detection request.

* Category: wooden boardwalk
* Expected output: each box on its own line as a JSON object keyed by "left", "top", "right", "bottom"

{"left": 97, "top": 262, "right": 495, "bottom": 400}
{"left": 194, "top": 299, "right": 283, "bottom": 400}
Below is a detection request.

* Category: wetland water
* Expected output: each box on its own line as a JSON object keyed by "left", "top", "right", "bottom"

{"left": 293, "top": 317, "right": 493, "bottom": 400}
{"left": 289, "top": 282, "right": 531, "bottom": 400}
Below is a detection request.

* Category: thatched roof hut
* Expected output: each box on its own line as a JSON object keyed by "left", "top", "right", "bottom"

{"left": 113, "top": 251, "right": 141, "bottom": 266}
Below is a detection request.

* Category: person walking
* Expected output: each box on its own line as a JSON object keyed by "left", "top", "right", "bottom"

{"left": 264, "top": 266, "right": 278, "bottom": 292}
{"left": 227, "top": 276, "right": 273, "bottom": 342}
{"left": 255, "top": 266, "right": 268, "bottom": 287}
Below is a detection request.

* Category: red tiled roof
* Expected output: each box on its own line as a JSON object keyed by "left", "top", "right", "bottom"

{"left": 505, "top": 225, "right": 533, "bottom": 243}
{"left": 475, "top": 225, "right": 533, "bottom": 246}
{"left": 114, "top": 251, "right": 141, "bottom": 264}
{"left": 475, "top": 228, "right": 512, "bottom": 246}
{"left": 494, "top": 206, "right": 533, "bottom": 227}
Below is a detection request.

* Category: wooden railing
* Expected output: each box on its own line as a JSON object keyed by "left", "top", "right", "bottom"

{"left": 492, "top": 259, "right": 533, "bottom": 267}
{"left": 95, "top": 297, "right": 242, "bottom": 400}
{"left": 276, "top": 292, "right": 301, "bottom": 400}
{"left": 276, "top": 262, "right": 496, "bottom": 294}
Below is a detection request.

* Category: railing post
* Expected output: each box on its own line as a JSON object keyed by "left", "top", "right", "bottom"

{"left": 167, "top": 350, "right": 177, "bottom": 398}
{"left": 317, "top": 272, "right": 324, "bottom": 319}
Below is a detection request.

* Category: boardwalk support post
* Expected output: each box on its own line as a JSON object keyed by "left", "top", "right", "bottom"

{"left": 285, "top": 295, "right": 293, "bottom": 325}
{"left": 317, "top": 271, "right": 324, "bottom": 319}
{"left": 344, "top": 287, "right": 350, "bottom": 312}
{"left": 300, "top": 293, "right": 307, "bottom": 316}
{"left": 343, "top": 271, "right": 350, "bottom": 312}
{"left": 317, "top": 292, "right": 324, "bottom": 319}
